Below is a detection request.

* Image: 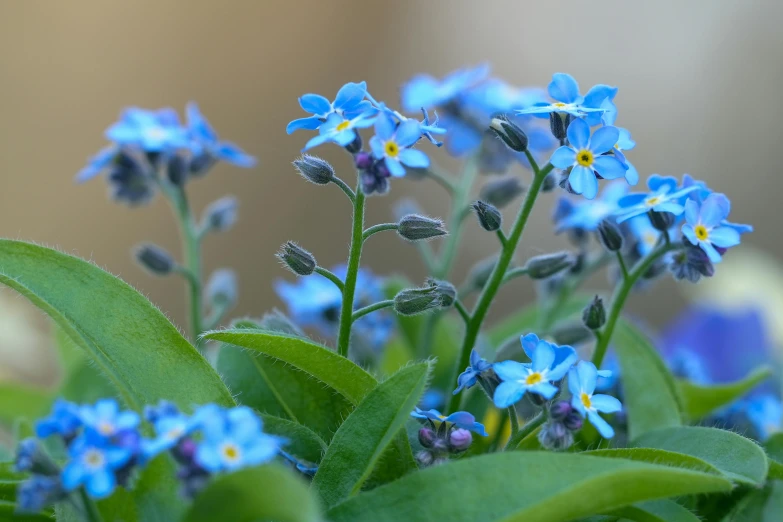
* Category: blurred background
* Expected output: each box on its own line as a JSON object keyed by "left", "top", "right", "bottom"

{"left": 0, "top": 1, "right": 782, "bottom": 394}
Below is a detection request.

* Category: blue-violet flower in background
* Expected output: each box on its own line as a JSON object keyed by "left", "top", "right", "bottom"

{"left": 61, "top": 432, "right": 133, "bottom": 499}
{"left": 105, "top": 107, "right": 189, "bottom": 152}
{"left": 186, "top": 102, "right": 256, "bottom": 168}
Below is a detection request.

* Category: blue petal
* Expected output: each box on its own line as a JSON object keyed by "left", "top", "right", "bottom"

{"left": 374, "top": 112, "right": 396, "bottom": 141}
{"left": 303, "top": 134, "right": 330, "bottom": 151}
{"left": 186, "top": 102, "right": 217, "bottom": 142}
{"left": 682, "top": 224, "right": 698, "bottom": 245}
{"left": 369, "top": 136, "right": 384, "bottom": 158}
{"left": 401, "top": 76, "right": 439, "bottom": 112}
{"left": 528, "top": 382, "right": 559, "bottom": 400}
{"left": 647, "top": 175, "right": 678, "bottom": 193}
{"left": 493, "top": 381, "right": 526, "bottom": 408}
{"left": 654, "top": 201, "right": 684, "bottom": 215}
{"left": 399, "top": 148, "right": 430, "bottom": 168}
{"left": 591, "top": 394, "right": 623, "bottom": 413}
{"left": 298, "top": 94, "right": 331, "bottom": 115}
{"left": 520, "top": 333, "right": 540, "bottom": 361}
{"left": 617, "top": 128, "right": 635, "bottom": 150}
{"left": 195, "top": 444, "right": 223, "bottom": 472}
{"left": 575, "top": 361, "right": 597, "bottom": 394}
{"left": 592, "top": 156, "right": 626, "bottom": 180}
{"left": 700, "top": 194, "right": 731, "bottom": 227}
{"left": 701, "top": 241, "right": 722, "bottom": 263}
{"left": 709, "top": 226, "right": 741, "bottom": 248}
{"left": 684, "top": 199, "right": 700, "bottom": 226}
{"left": 566, "top": 118, "right": 590, "bottom": 150}
{"left": 531, "top": 342, "right": 555, "bottom": 373}
{"left": 624, "top": 161, "right": 639, "bottom": 186}
{"left": 548, "top": 348, "right": 578, "bottom": 381}
{"left": 333, "top": 82, "right": 367, "bottom": 111}
{"left": 444, "top": 411, "right": 476, "bottom": 426}
{"left": 216, "top": 142, "right": 257, "bottom": 168}
{"left": 493, "top": 360, "right": 529, "bottom": 381}
{"left": 395, "top": 120, "right": 422, "bottom": 147}
{"left": 75, "top": 146, "right": 117, "bottom": 183}
{"left": 618, "top": 193, "right": 647, "bottom": 208}
{"left": 548, "top": 73, "right": 580, "bottom": 104}
{"left": 569, "top": 166, "right": 598, "bottom": 199}
{"left": 385, "top": 157, "right": 405, "bottom": 177}
{"left": 550, "top": 146, "right": 576, "bottom": 168}
{"left": 286, "top": 116, "right": 323, "bottom": 134}
{"left": 583, "top": 84, "right": 618, "bottom": 108}
{"left": 587, "top": 410, "right": 615, "bottom": 438}
{"left": 589, "top": 126, "right": 620, "bottom": 155}
{"left": 86, "top": 469, "right": 116, "bottom": 499}
{"left": 722, "top": 220, "right": 753, "bottom": 235}
{"left": 61, "top": 462, "right": 86, "bottom": 491}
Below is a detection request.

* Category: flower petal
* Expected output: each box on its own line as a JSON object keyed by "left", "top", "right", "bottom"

{"left": 531, "top": 341, "right": 556, "bottom": 373}
{"left": 684, "top": 199, "right": 699, "bottom": 226}
{"left": 590, "top": 394, "right": 623, "bottom": 414}
{"left": 575, "top": 361, "right": 597, "bottom": 394}
{"left": 709, "top": 226, "right": 741, "bottom": 248}
{"left": 701, "top": 241, "right": 722, "bottom": 263}
{"left": 566, "top": 118, "right": 590, "bottom": 150}
{"left": 700, "top": 194, "right": 731, "bottom": 227}
{"left": 333, "top": 82, "right": 367, "bottom": 111}
{"left": 374, "top": 112, "right": 396, "bottom": 140}
{"left": 86, "top": 469, "right": 116, "bottom": 499}
{"left": 587, "top": 410, "right": 615, "bottom": 438}
{"left": 298, "top": 94, "right": 331, "bottom": 115}
{"left": 548, "top": 347, "right": 578, "bottom": 381}
{"left": 682, "top": 224, "right": 698, "bottom": 245}
{"left": 548, "top": 73, "right": 581, "bottom": 104}
{"left": 593, "top": 156, "right": 626, "bottom": 180}
{"left": 528, "top": 382, "right": 559, "bottom": 400}
{"left": 519, "top": 333, "right": 540, "bottom": 361}
{"left": 286, "top": 116, "right": 323, "bottom": 134}
{"left": 589, "top": 126, "right": 620, "bottom": 155}
{"left": 399, "top": 149, "right": 429, "bottom": 169}
{"left": 550, "top": 146, "right": 576, "bottom": 168}
{"left": 493, "top": 381, "right": 526, "bottom": 408}
{"left": 493, "top": 360, "right": 529, "bottom": 381}
{"left": 624, "top": 161, "right": 639, "bottom": 186}
{"left": 395, "top": 120, "right": 422, "bottom": 147}
{"left": 569, "top": 166, "right": 598, "bottom": 199}
{"left": 385, "top": 157, "right": 405, "bottom": 177}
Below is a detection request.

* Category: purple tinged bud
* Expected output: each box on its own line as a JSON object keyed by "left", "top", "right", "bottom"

{"left": 549, "top": 401, "right": 573, "bottom": 422}
{"left": 354, "top": 152, "right": 373, "bottom": 171}
{"left": 563, "top": 411, "right": 584, "bottom": 431}
{"left": 538, "top": 421, "right": 574, "bottom": 451}
{"left": 415, "top": 450, "right": 434, "bottom": 467}
{"left": 418, "top": 427, "right": 436, "bottom": 448}
{"left": 448, "top": 428, "right": 473, "bottom": 452}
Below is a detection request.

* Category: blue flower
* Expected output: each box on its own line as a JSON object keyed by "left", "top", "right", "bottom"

{"left": 61, "top": 432, "right": 133, "bottom": 499}
{"left": 141, "top": 402, "right": 196, "bottom": 462}
{"left": 745, "top": 394, "right": 781, "bottom": 441}
{"left": 16, "top": 475, "right": 63, "bottom": 514}
{"left": 681, "top": 175, "right": 754, "bottom": 236}
{"left": 193, "top": 405, "right": 282, "bottom": 473}
{"left": 554, "top": 180, "right": 628, "bottom": 233}
{"left": 610, "top": 127, "right": 639, "bottom": 186}
{"left": 401, "top": 64, "right": 490, "bottom": 112}
{"left": 76, "top": 146, "right": 120, "bottom": 183}
{"left": 14, "top": 438, "right": 40, "bottom": 473}
{"left": 627, "top": 215, "right": 664, "bottom": 256}
{"left": 186, "top": 102, "right": 256, "bottom": 168}
{"left": 410, "top": 407, "right": 488, "bottom": 436}
{"left": 516, "top": 73, "right": 618, "bottom": 126}
{"left": 287, "top": 82, "right": 372, "bottom": 134}
{"left": 453, "top": 349, "right": 493, "bottom": 395}
{"left": 79, "top": 399, "right": 140, "bottom": 440}
{"left": 36, "top": 399, "right": 82, "bottom": 440}
{"left": 550, "top": 119, "right": 627, "bottom": 200}
{"left": 303, "top": 112, "right": 376, "bottom": 151}
{"left": 615, "top": 175, "right": 698, "bottom": 223}
{"left": 568, "top": 361, "right": 623, "bottom": 439}
{"left": 492, "top": 334, "right": 578, "bottom": 407}
{"left": 105, "top": 107, "right": 189, "bottom": 152}
{"left": 681, "top": 194, "right": 741, "bottom": 263}
{"left": 369, "top": 113, "right": 430, "bottom": 177}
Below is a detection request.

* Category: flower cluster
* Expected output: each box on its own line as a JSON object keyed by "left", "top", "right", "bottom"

{"left": 13, "top": 399, "right": 283, "bottom": 514}
{"left": 410, "top": 407, "right": 487, "bottom": 466}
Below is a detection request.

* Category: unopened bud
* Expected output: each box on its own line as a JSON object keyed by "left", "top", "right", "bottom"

{"left": 276, "top": 241, "right": 316, "bottom": 276}
{"left": 489, "top": 116, "right": 528, "bottom": 153}
{"left": 354, "top": 151, "right": 373, "bottom": 171}
{"left": 541, "top": 171, "right": 559, "bottom": 193}
{"left": 344, "top": 133, "right": 363, "bottom": 154}
{"left": 551, "top": 321, "right": 592, "bottom": 346}
{"left": 648, "top": 209, "right": 675, "bottom": 232}
{"left": 397, "top": 214, "right": 447, "bottom": 242}
{"left": 478, "top": 176, "right": 525, "bottom": 209}
{"left": 134, "top": 244, "right": 175, "bottom": 275}
{"left": 467, "top": 256, "right": 499, "bottom": 290}
{"left": 293, "top": 155, "right": 335, "bottom": 185}
{"left": 425, "top": 278, "right": 456, "bottom": 308}
{"left": 524, "top": 251, "right": 574, "bottom": 279}
{"left": 538, "top": 421, "right": 574, "bottom": 451}
{"left": 415, "top": 450, "right": 435, "bottom": 467}
{"left": 418, "top": 427, "right": 436, "bottom": 448}
{"left": 202, "top": 196, "right": 238, "bottom": 232}
{"left": 167, "top": 154, "right": 188, "bottom": 186}
{"left": 549, "top": 401, "right": 574, "bottom": 422}
{"left": 205, "top": 269, "right": 237, "bottom": 308}
{"left": 472, "top": 200, "right": 502, "bottom": 232}
{"left": 597, "top": 219, "right": 623, "bottom": 252}
{"left": 448, "top": 428, "right": 473, "bottom": 452}
{"left": 14, "top": 438, "right": 59, "bottom": 476}
{"left": 393, "top": 285, "right": 441, "bottom": 316}
{"left": 582, "top": 295, "right": 606, "bottom": 330}
{"left": 563, "top": 411, "right": 583, "bottom": 431}
{"left": 549, "top": 113, "right": 567, "bottom": 142}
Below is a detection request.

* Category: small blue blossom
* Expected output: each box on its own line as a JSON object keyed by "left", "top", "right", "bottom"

{"left": 492, "top": 334, "right": 578, "bottom": 407}
{"left": 36, "top": 399, "right": 83, "bottom": 440}
{"left": 76, "top": 146, "right": 119, "bottom": 183}
{"left": 554, "top": 181, "right": 628, "bottom": 233}
{"left": 193, "top": 405, "right": 283, "bottom": 473}
{"left": 550, "top": 119, "right": 627, "bottom": 200}
{"left": 610, "top": 127, "right": 639, "bottom": 186}
{"left": 419, "top": 389, "right": 446, "bottom": 411}
{"left": 681, "top": 175, "right": 754, "bottom": 236}
{"left": 681, "top": 194, "right": 741, "bottom": 263}
{"left": 568, "top": 361, "right": 623, "bottom": 439}
{"left": 745, "top": 394, "right": 782, "bottom": 441}
{"left": 369, "top": 113, "right": 430, "bottom": 177}
{"left": 105, "top": 107, "right": 189, "bottom": 152}
{"left": 410, "top": 407, "right": 488, "bottom": 436}
{"left": 516, "top": 73, "right": 618, "bottom": 126}
{"left": 453, "top": 349, "right": 492, "bottom": 395}
{"left": 79, "top": 398, "right": 140, "bottom": 440}
{"left": 615, "top": 175, "right": 698, "bottom": 223}
{"left": 14, "top": 438, "right": 40, "bottom": 473}
{"left": 61, "top": 432, "right": 134, "bottom": 499}
{"left": 141, "top": 402, "right": 196, "bottom": 462}
{"left": 401, "top": 64, "right": 490, "bottom": 112}
{"left": 186, "top": 102, "right": 256, "bottom": 168}
{"left": 287, "top": 81, "right": 372, "bottom": 134}
{"left": 627, "top": 215, "right": 663, "bottom": 256}
{"left": 16, "top": 475, "right": 63, "bottom": 514}
{"left": 303, "top": 112, "right": 376, "bottom": 151}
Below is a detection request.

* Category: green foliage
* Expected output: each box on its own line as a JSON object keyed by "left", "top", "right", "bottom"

{"left": 677, "top": 366, "right": 773, "bottom": 421}
{"left": 260, "top": 414, "right": 327, "bottom": 464}
{"left": 326, "top": 452, "right": 731, "bottom": 522}
{"left": 312, "top": 362, "right": 430, "bottom": 509}
{"left": 606, "top": 500, "right": 700, "bottom": 522}
{"left": 583, "top": 448, "right": 722, "bottom": 475}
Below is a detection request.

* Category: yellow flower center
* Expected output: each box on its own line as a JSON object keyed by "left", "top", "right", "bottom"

{"left": 525, "top": 372, "right": 543, "bottom": 385}
{"left": 221, "top": 443, "right": 241, "bottom": 462}
{"left": 144, "top": 126, "right": 167, "bottom": 141}
{"left": 553, "top": 102, "right": 567, "bottom": 108}
{"left": 335, "top": 120, "right": 351, "bottom": 132}
{"left": 165, "top": 426, "right": 185, "bottom": 440}
{"left": 694, "top": 224, "right": 709, "bottom": 241}
{"left": 97, "top": 421, "right": 114, "bottom": 436}
{"left": 84, "top": 449, "right": 105, "bottom": 469}
{"left": 645, "top": 196, "right": 661, "bottom": 207}
{"left": 581, "top": 392, "right": 592, "bottom": 409}
{"left": 576, "top": 149, "right": 594, "bottom": 167}
{"left": 385, "top": 141, "right": 400, "bottom": 158}
{"left": 643, "top": 232, "right": 658, "bottom": 246}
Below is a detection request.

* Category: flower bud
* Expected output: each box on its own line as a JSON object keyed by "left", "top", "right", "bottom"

{"left": 549, "top": 401, "right": 573, "bottom": 422}
{"left": 393, "top": 285, "right": 441, "bottom": 316}
{"left": 425, "top": 277, "right": 457, "bottom": 308}
{"left": 582, "top": 295, "right": 606, "bottom": 330}
{"left": 354, "top": 151, "right": 374, "bottom": 171}
{"left": 523, "top": 251, "right": 574, "bottom": 280}
{"left": 345, "top": 133, "right": 363, "bottom": 154}
{"left": 202, "top": 196, "right": 238, "bottom": 232}
{"left": 14, "top": 439, "right": 59, "bottom": 476}
{"left": 276, "top": 241, "right": 316, "bottom": 276}
{"left": 134, "top": 244, "right": 175, "bottom": 275}
{"left": 293, "top": 155, "right": 335, "bottom": 185}
{"left": 472, "top": 200, "right": 502, "bottom": 232}
{"left": 648, "top": 209, "right": 675, "bottom": 231}
{"left": 166, "top": 154, "right": 188, "bottom": 186}
{"left": 597, "top": 219, "right": 623, "bottom": 252}
{"left": 549, "top": 113, "right": 567, "bottom": 142}
{"left": 448, "top": 428, "right": 473, "bottom": 452}
{"left": 669, "top": 244, "right": 715, "bottom": 283}
{"left": 397, "top": 214, "right": 448, "bottom": 242}
{"left": 551, "top": 321, "right": 592, "bottom": 346}
{"left": 538, "top": 421, "right": 574, "bottom": 451}
{"left": 541, "top": 171, "right": 559, "bottom": 193}
{"left": 418, "top": 427, "right": 436, "bottom": 448}
{"left": 16, "top": 475, "right": 65, "bottom": 514}
{"left": 478, "top": 176, "right": 525, "bottom": 209}
{"left": 563, "top": 411, "right": 584, "bottom": 431}
{"left": 205, "top": 269, "right": 237, "bottom": 308}
{"left": 489, "top": 116, "right": 528, "bottom": 153}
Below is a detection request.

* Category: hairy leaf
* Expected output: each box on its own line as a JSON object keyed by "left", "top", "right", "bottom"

{"left": 678, "top": 365, "right": 773, "bottom": 420}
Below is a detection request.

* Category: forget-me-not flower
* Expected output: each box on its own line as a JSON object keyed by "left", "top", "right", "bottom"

{"left": 36, "top": 399, "right": 83, "bottom": 440}
{"left": 401, "top": 64, "right": 490, "bottom": 112}
{"left": 16, "top": 475, "right": 64, "bottom": 514}
{"left": 286, "top": 81, "right": 372, "bottom": 134}
{"left": 369, "top": 112, "right": 429, "bottom": 176}
{"left": 61, "top": 432, "right": 134, "bottom": 499}
{"left": 105, "top": 107, "right": 189, "bottom": 152}
{"left": 453, "top": 349, "right": 493, "bottom": 395}
{"left": 79, "top": 398, "right": 140, "bottom": 440}
{"left": 627, "top": 215, "right": 663, "bottom": 256}
{"left": 550, "top": 119, "right": 627, "bottom": 199}
{"left": 615, "top": 175, "right": 698, "bottom": 223}
{"left": 186, "top": 102, "right": 256, "bottom": 168}
{"left": 410, "top": 407, "right": 488, "bottom": 436}
{"left": 681, "top": 175, "right": 754, "bottom": 236}
{"left": 746, "top": 394, "right": 782, "bottom": 441}
{"left": 516, "top": 73, "right": 618, "bottom": 126}
{"left": 303, "top": 112, "right": 376, "bottom": 151}
{"left": 553, "top": 181, "right": 628, "bottom": 233}
{"left": 568, "top": 361, "right": 622, "bottom": 439}
{"left": 682, "top": 194, "right": 741, "bottom": 262}
{"left": 492, "top": 334, "right": 578, "bottom": 407}
{"left": 610, "top": 127, "right": 639, "bottom": 186}
{"left": 141, "top": 403, "right": 196, "bottom": 461}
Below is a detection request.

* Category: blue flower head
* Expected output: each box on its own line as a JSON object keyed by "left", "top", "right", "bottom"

{"left": 303, "top": 112, "right": 376, "bottom": 151}
{"left": 745, "top": 394, "right": 782, "bottom": 441}
{"left": 492, "top": 334, "right": 578, "bottom": 408}
{"left": 61, "top": 431, "right": 134, "bottom": 499}
{"left": 681, "top": 175, "right": 754, "bottom": 236}
{"left": 141, "top": 402, "right": 197, "bottom": 462}
{"left": 550, "top": 119, "right": 628, "bottom": 199}
{"left": 401, "top": 64, "right": 490, "bottom": 112}
{"left": 105, "top": 107, "right": 189, "bottom": 152}
{"left": 287, "top": 81, "right": 372, "bottom": 134}
{"left": 615, "top": 175, "right": 698, "bottom": 223}
{"left": 610, "top": 127, "right": 639, "bottom": 185}
{"left": 453, "top": 349, "right": 493, "bottom": 395}
{"left": 568, "top": 361, "right": 623, "bottom": 439}
{"left": 36, "top": 399, "right": 83, "bottom": 440}
{"left": 369, "top": 113, "right": 430, "bottom": 177}
{"left": 79, "top": 398, "right": 140, "bottom": 440}
{"left": 410, "top": 407, "right": 488, "bottom": 436}
{"left": 627, "top": 215, "right": 664, "bottom": 256}
{"left": 516, "top": 73, "right": 618, "bottom": 126}
{"left": 681, "top": 194, "right": 741, "bottom": 263}
{"left": 554, "top": 181, "right": 628, "bottom": 233}
{"left": 186, "top": 102, "right": 256, "bottom": 168}
{"left": 193, "top": 405, "right": 283, "bottom": 473}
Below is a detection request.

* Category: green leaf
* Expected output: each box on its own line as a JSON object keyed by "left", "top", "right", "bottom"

{"left": 326, "top": 452, "right": 731, "bottom": 522}
{"left": 378, "top": 338, "right": 415, "bottom": 376}
{"left": 632, "top": 426, "right": 769, "bottom": 486}
{"left": 678, "top": 365, "right": 773, "bottom": 421}
{"left": 0, "top": 500, "right": 52, "bottom": 521}
{"left": 260, "top": 414, "right": 327, "bottom": 464}
{"left": 613, "top": 320, "right": 682, "bottom": 441}
{"left": 583, "top": 448, "right": 722, "bottom": 476}
{"left": 181, "top": 464, "right": 321, "bottom": 522}
{"left": 607, "top": 500, "right": 700, "bottom": 522}
{"left": 765, "top": 433, "right": 783, "bottom": 480}
{"left": 312, "top": 362, "right": 431, "bottom": 509}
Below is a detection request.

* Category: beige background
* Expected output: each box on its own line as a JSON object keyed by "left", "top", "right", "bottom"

{"left": 0, "top": 1, "right": 781, "bottom": 376}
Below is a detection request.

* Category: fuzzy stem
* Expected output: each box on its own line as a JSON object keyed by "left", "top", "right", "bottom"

{"left": 362, "top": 223, "right": 398, "bottom": 242}
{"left": 336, "top": 179, "right": 366, "bottom": 358}
{"left": 314, "top": 266, "right": 345, "bottom": 292}
{"left": 352, "top": 300, "right": 394, "bottom": 322}
{"left": 332, "top": 176, "right": 356, "bottom": 203}
{"left": 508, "top": 407, "right": 520, "bottom": 437}
{"left": 504, "top": 412, "right": 545, "bottom": 451}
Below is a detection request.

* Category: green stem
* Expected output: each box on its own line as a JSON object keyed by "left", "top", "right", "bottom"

{"left": 425, "top": 164, "right": 457, "bottom": 194}
{"left": 495, "top": 230, "right": 508, "bottom": 247}
{"left": 616, "top": 251, "right": 629, "bottom": 280}
{"left": 447, "top": 161, "right": 553, "bottom": 414}
{"left": 453, "top": 300, "right": 470, "bottom": 325}
{"left": 489, "top": 409, "right": 509, "bottom": 451}
{"left": 314, "top": 266, "right": 344, "bottom": 292}
{"left": 79, "top": 488, "right": 105, "bottom": 522}
{"left": 362, "top": 223, "right": 398, "bottom": 242}
{"left": 332, "top": 176, "right": 356, "bottom": 203}
{"left": 352, "top": 299, "right": 393, "bottom": 322}
{"left": 336, "top": 181, "right": 366, "bottom": 358}
{"left": 504, "top": 412, "right": 545, "bottom": 451}
{"left": 501, "top": 266, "right": 529, "bottom": 284}
{"left": 508, "top": 406, "right": 520, "bottom": 437}
{"left": 591, "top": 242, "right": 678, "bottom": 368}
